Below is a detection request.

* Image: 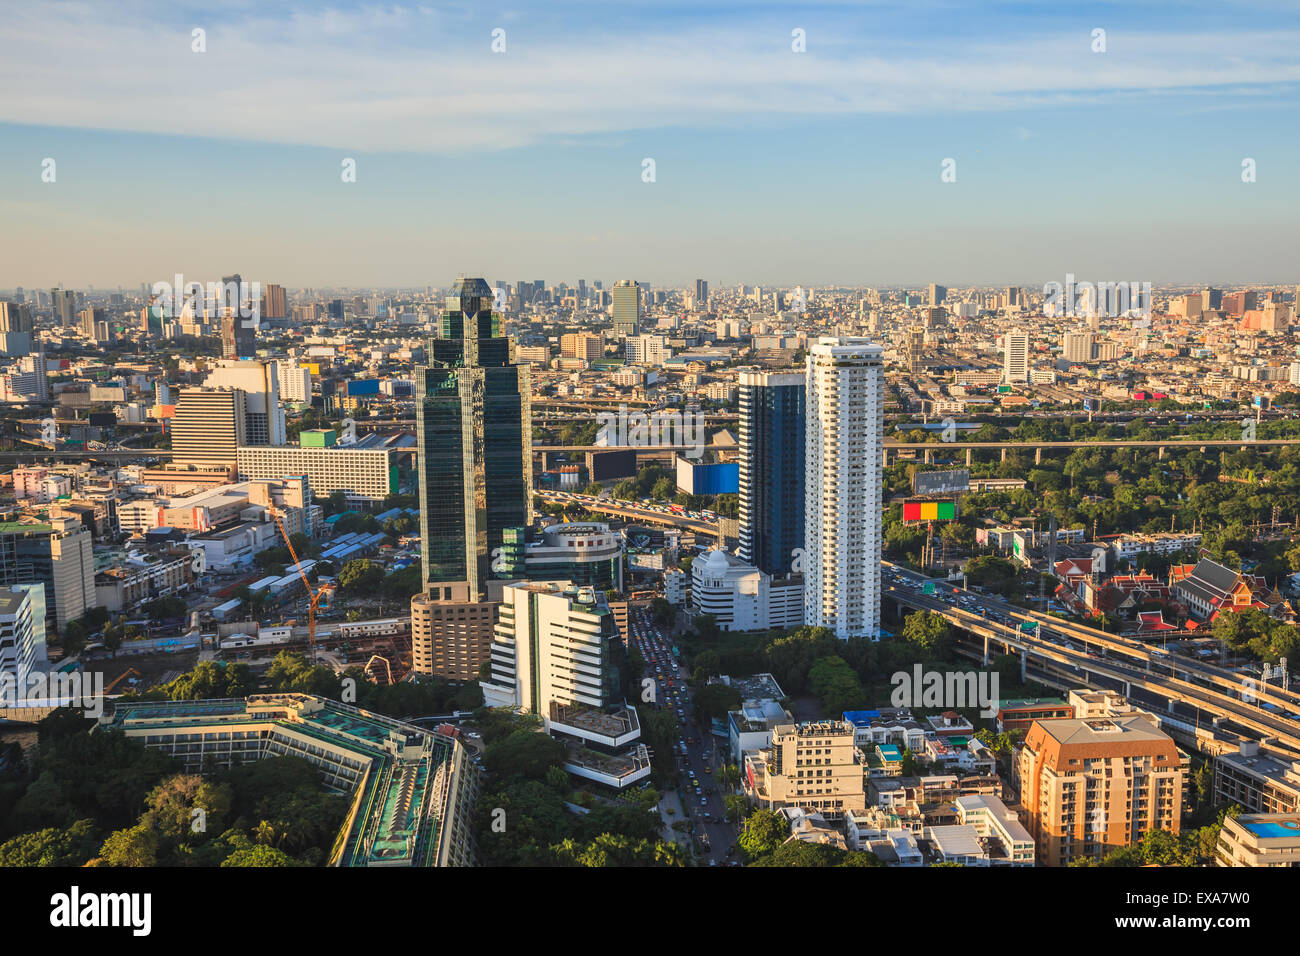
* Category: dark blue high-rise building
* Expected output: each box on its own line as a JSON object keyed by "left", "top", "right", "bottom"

{"left": 416, "top": 277, "right": 531, "bottom": 599}
{"left": 738, "top": 371, "right": 805, "bottom": 576}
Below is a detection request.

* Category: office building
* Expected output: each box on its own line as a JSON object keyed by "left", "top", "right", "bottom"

{"left": 804, "top": 338, "right": 884, "bottom": 640}
{"left": 0, "top": 585, "right": 46, "bottom": 699}
{"left": 905, "top": 326, "right": 925, "bottom": 374}
{"left": 171, "top": 387, "right": 247, "bottom": 469}
{"left": 560, "top": 333, "right": 603, "bottom": 362}
{"left": 738, "top": 371, "right": 805, "bottom": 576}
{"left": 626, "top": 333, "right": 670, "bottom": 365}
{"left": 416, "top": 277, "right": 531, "bottom": 600}
{"left": 1003, "top": 331, "right": 1030, "bottom": 383}
{"left": 495, "top": 522, "right": 625, "bottom": 593}
{"left": 221, "top": 312, "right": 257, "bottom": 359}
{"left": 694, "top": 278, "right": 709, "bottom": 310}
{"left": 51, "top": 289, "right": 75, "bottom": 327}
{"left": 928, "top": 283, "right": 947, "bottom": 306}
{"left": 237, "top": 442, "right": 397, "bottom": 505}
{"left": 480, "top": 581, "right": 650, "bottom": 790}
{"left": 690, "top": 549, "right": 803, "bottom": 631}
{"left": 0, "top": 516, "right": 94, "bottom": 632}
{"left": 261, "top": 283, "right": 288, "bottom": 320}
{"left": 203, "top": 359, "right": 286, "bottom": 446}
{"left": 1018, "top": 715, "right": 1183, "bottom": 867}
{"left": 0, "top": 301, "right": 33, "bottom": 334}
{"left": 612, "top": 279, "right": 640, "bottom": 338}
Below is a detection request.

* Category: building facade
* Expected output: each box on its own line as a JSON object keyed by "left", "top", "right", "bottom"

{"left": 738, "top": 370, "right": 805, "bottom": 576}
{"left": 416, "top": 277, "right": 532, "bottom": 600}
{"left": 1018, "top": 715, "right": 1183, "bottom": 867}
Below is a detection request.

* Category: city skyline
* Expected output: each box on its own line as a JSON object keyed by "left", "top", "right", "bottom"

{"left": 3, "top": 1, "right": 1300, "bottom": 286}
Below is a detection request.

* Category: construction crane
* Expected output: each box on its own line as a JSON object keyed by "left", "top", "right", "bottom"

{"left": 269, "top": 508, "right": 326, "bottom": 665}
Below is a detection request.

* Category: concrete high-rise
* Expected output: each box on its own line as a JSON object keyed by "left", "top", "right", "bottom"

{"left": 612, "top": 280, "right": 640, "bottom": 338}
{"left": 804, "top": 338, "right": 884, "bottom": 640}
{"left": 204, "top": 360, "right": 286, "bottom": 446}
{"left": 221, "top": 313, "right": 257, "bottom": 359}
{"left": 172, "top": 387, "right": 247, "bottom": 469}
{"left": 416, "top": 276, "right": 531, "bottom": 600}
{"left": 1003, "top": 331, "right": 1030, "bottom": 383}
{"left": 738, "top": 371, "right": 805, "bottom": 576}
{"left": 905, "top": 326, "right": 926, "bottom": 375}
{"left": 51, "top": 289, "right": 75, "bottom": 327}
{"left": 694, "top": 279, "right": 709, "bottom": 310}
{"left": 261, "top": 283, "right": 288, "bottom": 320}
{"left": 1062, "top": 330, "right": 1095, "bottom": 365}
{"left": 0, "top": 517, "right": 94, "bottom": 633}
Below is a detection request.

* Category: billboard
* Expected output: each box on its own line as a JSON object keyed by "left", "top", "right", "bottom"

{"left": 88, "top": 412, "right": 117, "bottom": 428}
{"left": 587, "top": 449, "right": 637, "bottom": 482}
{"left": 912, "top": 469, "right": 969, "bottom": 496}
{"left": 902, "top": 500, "right": 957, "bottom": 522}
{"left": 347, "top": 378, "right": 381, "bottom": 396}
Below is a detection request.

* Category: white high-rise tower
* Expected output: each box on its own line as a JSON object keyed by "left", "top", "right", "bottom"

{"left": 804, "top": 337, "right": 884, "bottom": 640}
{"left": 1003, "top": 331, "right": 1030, "bottom": 383}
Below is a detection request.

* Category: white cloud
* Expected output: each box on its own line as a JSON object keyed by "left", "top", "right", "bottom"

{"left": 0, "top": 3, "right": 1298, "bottom": 153}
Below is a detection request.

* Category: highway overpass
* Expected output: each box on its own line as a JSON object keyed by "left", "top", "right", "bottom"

{"left": 882, "top": 561, "right": 1300, "bottom": 757}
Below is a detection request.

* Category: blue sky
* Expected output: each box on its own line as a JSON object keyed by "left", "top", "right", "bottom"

{"left": 1, "top": 0, "right": 1298, "bottom": 289}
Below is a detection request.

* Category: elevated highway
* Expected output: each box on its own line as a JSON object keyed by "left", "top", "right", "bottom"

{"left": 882, "top": 561, "right": 1300, "bottom": 757}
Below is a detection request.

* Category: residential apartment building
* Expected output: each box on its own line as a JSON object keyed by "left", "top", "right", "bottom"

{"left": 804, "top": 338, "right": 884, "bottom": 639}
{"left": 1215, "top": 813, "right": 1300, "bottom": 867}
{"left": 410, "top": 580, "right": 499, "bottom": 681}
{"left": 1018, "top": 715, "right": 1183, "bottom": 866}
{"left": 1003, "top": 331, "right": 1030, "bottom": 383}
{"left": 744, "top": 719, "right": 868, "bottom": 819}
{"left": 0, "top": 516, "right": 94, "bottom": 632}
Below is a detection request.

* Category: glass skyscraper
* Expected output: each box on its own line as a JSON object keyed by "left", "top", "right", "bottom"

{"left": 416, "top": 277, "right": 532, "bottom": 599}
{"left": 738, "top": 371, "right": 805, "bottom": 576}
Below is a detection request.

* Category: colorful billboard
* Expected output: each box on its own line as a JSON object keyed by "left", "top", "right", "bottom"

{"left": 902, "top": 500, "right": 957, "bottom": 522}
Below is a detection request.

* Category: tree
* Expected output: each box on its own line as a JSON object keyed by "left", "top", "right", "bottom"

{"left": 738, "top": 808, "right": 789, "bottom": 860}
{"left": 651, "top": 477, "right": 676, "bottom": 501}
{"left": 98, "top": 823, "right": 160, "bottom": 867}
{"left": 807, "top": 655, "right": 867, "bottom": 714}
{"left": 900, "top": 610, "right": 953, "bottom": 658}
{"left": 483, "top": 730, "right": 566, "bottom": 779}
{"left": 691, "top": 683, "right": 741, "bottom": 726}
{"left": 338, "top": 559, "right": 384, "bottom": 592}
{"left": 221, "top": 844, "right": 300, "bottom": 867}
{"left": 0, "top": 819, "right": 100, "bottom": 867}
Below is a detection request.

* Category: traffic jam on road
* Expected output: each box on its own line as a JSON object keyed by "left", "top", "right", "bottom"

{"left": 542, "top": 490, "right": 717, "bottom": 522}
{"left": 629, "top": 607, "right": 740, "bottom": 866}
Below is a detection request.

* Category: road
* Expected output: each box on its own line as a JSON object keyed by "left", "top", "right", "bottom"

{"left": 538, "top": 490, "right": 720, "bottom": 535}
{"left": 630, "top": 606, "right": 741, "bottom": 867}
